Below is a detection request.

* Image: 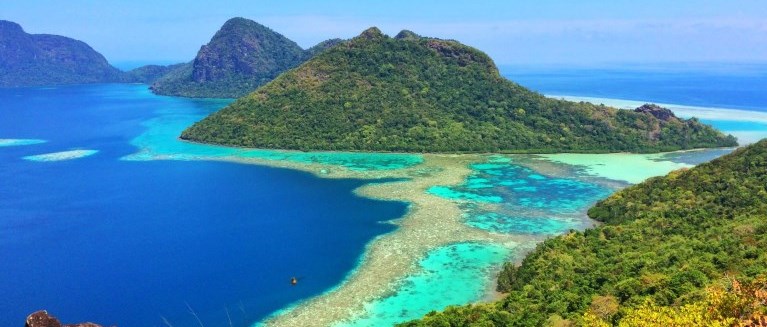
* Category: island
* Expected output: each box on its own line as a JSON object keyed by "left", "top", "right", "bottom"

{"left": 150, "top": 17, "right": 342, "bottom": 98}
{"left": 122, "top": 63, "right": 186, "bottom": 84}
{"left": 0, "top": 20, "right": 123, "bottom": 87}
{"left": 180, "top": 27, "right": 737, "bottom": 153}
{"left": 402, "top": 139, "right": 767, "bottom": 326}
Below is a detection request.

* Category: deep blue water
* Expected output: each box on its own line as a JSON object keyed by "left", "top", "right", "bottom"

{"left": 501, "top": 63, "right": 767, "bottom": 111}
{"left": 0, "top": 85, "right": 406, "bottom": 327}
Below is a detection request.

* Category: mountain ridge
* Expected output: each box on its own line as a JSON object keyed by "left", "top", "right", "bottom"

{"left": 0, "top": 20, "right": 124, "bottom": 87}
{"left": 150, "top": 17, "right": 337, "bottom": 98}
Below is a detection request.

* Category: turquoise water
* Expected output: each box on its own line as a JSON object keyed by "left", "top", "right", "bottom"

{"left": 331, "top": 155, "right": 613, "bottom": 325}
{"left": 431, "top": 156, "right": 612, "bottom": 235}
{"left": 343, "top": 65, "right": 767, "bottom": 327}
{"left": 124, "top": 96, "right": 423, "bottom": 171}
{"left": 655, "top": 148, "right": 735, "bottom": 165}
{"left": 700, "top": 119, "right": 767, "bottom": 131}
{"left": 334, "top": 243, "right": 512, "bottom": 327}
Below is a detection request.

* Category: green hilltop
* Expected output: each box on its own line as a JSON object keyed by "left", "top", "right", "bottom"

{"left": 180, "top": 27, "right": 736, "bottom": 153}
{"left": 402, "top": 139, "right": 767, "bottom": 326}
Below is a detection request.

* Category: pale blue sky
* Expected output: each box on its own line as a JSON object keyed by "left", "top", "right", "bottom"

{"left": 3, "top": 0, "right": 766, "bottom": 65}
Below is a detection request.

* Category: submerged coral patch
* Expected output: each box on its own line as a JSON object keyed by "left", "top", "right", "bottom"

{"left": 0, "top": 138, "right": 46, "bottom": 147}
{"left": 466, "top": 213, "right": 576, "bottom": 235}
{"left": 23, "top": 149, "right": 98, "bottom": 161}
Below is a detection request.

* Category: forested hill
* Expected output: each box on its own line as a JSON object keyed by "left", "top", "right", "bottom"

{"left": 180, "top": 27, "right": 736, "bottom": 153}
{"left": 402, "top": 139, "right": 767, "bottom": 326}
{"left": 149, "top": 17, "right": 338, "bottom": 98}
{"left": 0, "top": 20, "right": 124, "bottom": 87}
{"left": 123, "top": 63, "right": 186, "bottom": 84}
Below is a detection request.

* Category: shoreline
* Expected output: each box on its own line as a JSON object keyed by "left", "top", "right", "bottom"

{"left": 222, "top": 153, "right": 540, "bottom": 326}
{"left": 125, "top": 92, "right": 761, "bottom": 326}
{"left": 130, "top": 146, "right": 735, "bottom": 326}
{"left": 137, "top": 150, "right": 545, "bottom": 326}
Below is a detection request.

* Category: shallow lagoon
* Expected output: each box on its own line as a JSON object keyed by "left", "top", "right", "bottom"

{"left": 334, "top": 243, "right": 512, "bottom": 327}
{"left": 1, "top": 83, "right": 762, "bottom": 327}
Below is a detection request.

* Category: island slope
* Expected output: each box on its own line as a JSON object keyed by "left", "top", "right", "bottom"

{"left": 150, "top": 18, "right": 338, "bottom": 98}
{"left": 0, "top": 20, "right": 123, "bottom": 87}
{"left": 402, "top": 139, "right": 767, "bottom": 326}
{"left": 180, "top": 27, "right": 736, "bottom": 153}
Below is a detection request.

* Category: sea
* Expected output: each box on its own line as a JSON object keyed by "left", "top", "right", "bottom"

{"left": 1, "top": 62, "right": 766, "bottom": 327}
{"left": 0, "top": 85, "right": 408, "bottom": 327}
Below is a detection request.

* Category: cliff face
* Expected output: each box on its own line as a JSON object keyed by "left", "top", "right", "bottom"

{"left": 0, "top": 20, "right": 123, "bottom": 87}
{"left": 190, "top": 17, "right": 305, "bottom": 83}
{"left": 150, "top": 17, "right": 307, "bottom": 98}
{"left": 25, "top": 311, "right": 105, "bottom": 327}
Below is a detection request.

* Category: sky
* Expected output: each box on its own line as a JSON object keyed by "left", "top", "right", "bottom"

{"left": 3, "top": 0, "right": 767, "bottom": 66}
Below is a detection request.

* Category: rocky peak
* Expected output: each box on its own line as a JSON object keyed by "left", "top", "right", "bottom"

{"left": 634, "top": 104, "right": 678, "bottom": 122}
{"left": 190, "top": 17, "right": 304, "bottom": 83}
{"left": 215, "top": 17, "right": 269, "bottom": 36}
{"left": 0, "top": 20, "right": 23, "bottom": 30}
{"left": 0, "top": 20, "right": 25, "bottom": 36}
{"left": 25, "top": 311, "right": 105, "bottom": 327}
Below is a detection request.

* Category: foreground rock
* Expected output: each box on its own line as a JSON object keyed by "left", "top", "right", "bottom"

{"left": 25, "top": 311, "right": 105, "bottom": 327}
{"left": 634, "top": 103, "right": 678, "bottom": 121}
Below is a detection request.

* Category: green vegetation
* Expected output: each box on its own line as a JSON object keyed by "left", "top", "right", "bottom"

{"left": 123, "top": 63, "right": 186, "bottom": 84}
{"left": 0, "top": 20, "right": 124, "bottom": 87}
{"left": 401, "top": 140, "right": 767, "bottom": 326}
{"left": 150, "top": 17, "right": 336, "bottom": 98}
{"left": 589, "top": 276, "right": 767, "bottom": 326}
{"left": 181, "top": 27, "right": 736, "bottom": 153}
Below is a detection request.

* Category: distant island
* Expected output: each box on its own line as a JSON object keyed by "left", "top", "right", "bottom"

{"left": 149, "top": 17, "right": 342, "bottom": 98}
{"left": 402, "top": 139, "right": 767, "bottom": 326}
{"left": 122, "top": 63, "right": 187, "bottom": 85}
{"left": 181, "top": 27, "right": 737, "bottom": 153}
{"left": 0, "top": 18, "right": 339, "bottom": 92}
{"left": 0, "top": 20, "right": 123, "bottom": 87}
